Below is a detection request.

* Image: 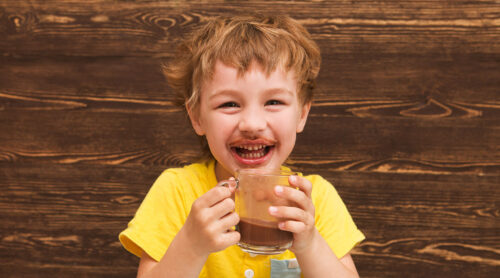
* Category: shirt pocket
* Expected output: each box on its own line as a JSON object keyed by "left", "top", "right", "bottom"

{"left": 270, "top": 258, "right": 301, "bottom": 278}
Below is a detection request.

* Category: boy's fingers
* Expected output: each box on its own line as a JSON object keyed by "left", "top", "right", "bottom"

{"left": 195, "top": 186, "right": 232, "bottom": 209}
{"left": 221, "top": 229, "right": 241, "bottom": 245}
{"left": 278, "top": 220, "right": 306, "bottom": 234}
{"left": 275, "top": 185, "right": 314, "bottom": 213}
{"left": 219, "top": 211, "right": 240, "bottom": 230}
{"left": 211, "top": 197, "right": 236, "bottom": 220}
{"left": 269, "top": 205, "right": 311, "bottom": 224}
{"left": 289, "top": 175, "right": 312, "bottom": 197}
{"left": 217, "top": 179, "right": 238, "bottom": 193}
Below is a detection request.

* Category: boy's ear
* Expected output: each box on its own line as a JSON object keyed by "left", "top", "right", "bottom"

{"left": 186, "top": 103, "right": 205, "bottom": 136}
{"left": 296, "top": 101, "right": 312, "bottom": 133}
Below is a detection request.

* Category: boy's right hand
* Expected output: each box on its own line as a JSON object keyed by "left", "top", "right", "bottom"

{"left": 179, "top": 183, "right": 240, "bottom": 256}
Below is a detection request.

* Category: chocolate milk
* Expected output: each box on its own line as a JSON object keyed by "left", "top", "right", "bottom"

{"left": 238, "top": 217, "right": 293, "bottom": 246}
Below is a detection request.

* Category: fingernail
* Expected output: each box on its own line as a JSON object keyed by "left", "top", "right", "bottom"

{"left": 289, "top": 175, "right": 297, "bottom": 183}
{"left": 278, "top": 222, "right": 285, "bottom": 229}
{"left": 275, "top": 186, "right": 284, "bottom": 194}
{"left": 269, "top": 206, "right": 277, "bottom": 214}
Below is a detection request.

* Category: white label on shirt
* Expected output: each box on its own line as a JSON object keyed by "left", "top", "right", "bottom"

{"left": 288, "top": 258, "right": 299, "bottom": 269}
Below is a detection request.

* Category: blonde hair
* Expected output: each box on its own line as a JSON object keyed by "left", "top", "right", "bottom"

{"left": 162, "top": 14, "right": 321, "bottom": 159}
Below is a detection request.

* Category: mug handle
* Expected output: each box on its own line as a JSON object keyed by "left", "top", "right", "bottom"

{"left": 216, "top": 178, "right": 239, "bottom": 191}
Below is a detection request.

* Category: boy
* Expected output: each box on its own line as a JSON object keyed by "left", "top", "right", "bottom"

{"left": 119, "top": 15, "right": 364, "bottom": 278}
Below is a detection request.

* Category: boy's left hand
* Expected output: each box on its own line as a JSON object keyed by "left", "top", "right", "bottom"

{"left": 268, "top": 175, "right": 317, "bottom": 254}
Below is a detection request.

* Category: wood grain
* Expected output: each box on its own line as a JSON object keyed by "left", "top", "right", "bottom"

{"left": 1, "top": 1, "right": 499, "bottom": 56}
{"left": 0, "top": 0, "right": 499, "bottom": 277}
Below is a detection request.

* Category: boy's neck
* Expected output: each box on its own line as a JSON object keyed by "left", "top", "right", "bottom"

{"left": 214, "top": 161, "right": 232, "bottom": 182}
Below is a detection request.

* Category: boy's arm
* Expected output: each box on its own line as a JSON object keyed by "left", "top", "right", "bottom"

{"left": 136, "top": 185, "right": 240, "bottom": 278}
{"left": 294, "top": 230, "right": 359, "bottom": 277}
{"left": 137, "top": 234, "right": 207, "bottom": 278}
{"left": 270, "top": 175, "right": 360, "bottom": 278}
{"left": 136, "top": 227, "right": 208, "bottom": 278}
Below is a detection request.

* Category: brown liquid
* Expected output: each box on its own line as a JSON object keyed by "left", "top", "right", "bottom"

{"left": 237, "top": 218, "right": 293, "bottom": 246}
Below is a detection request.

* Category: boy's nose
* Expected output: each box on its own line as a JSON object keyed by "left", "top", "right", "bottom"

{"left": 238, "top": 109, "right": 267, "bottom": 134}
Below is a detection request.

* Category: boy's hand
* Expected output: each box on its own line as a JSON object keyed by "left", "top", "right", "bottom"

{"left": 180, "top": 183, "right": 240, "bottom": 256}
{"left": 268, "top": 175, "right": 317, "bottom": 254}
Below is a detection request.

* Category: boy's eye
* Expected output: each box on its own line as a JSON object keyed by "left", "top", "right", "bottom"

{"left": 266, "top": 99, "right": 283, "bottom": 106}
{"left": 218, "top": 102, "right": 239, "bottom": 108}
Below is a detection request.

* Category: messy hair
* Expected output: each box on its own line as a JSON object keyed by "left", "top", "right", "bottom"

{"left": 162, "top": 14, "right": 321, "bottom": 159}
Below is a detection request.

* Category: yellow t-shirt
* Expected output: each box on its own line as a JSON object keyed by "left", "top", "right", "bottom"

{"left": 119, "top": 160, "right": 364, "bottom": 277}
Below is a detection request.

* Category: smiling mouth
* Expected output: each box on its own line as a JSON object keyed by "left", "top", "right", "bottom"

{"left": 232, "top": 144, "right": 273, "bottom": 159}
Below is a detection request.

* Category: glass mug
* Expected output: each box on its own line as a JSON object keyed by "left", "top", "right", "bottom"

{"left": 218, "top": 169, "right": 297, "bottom": 255}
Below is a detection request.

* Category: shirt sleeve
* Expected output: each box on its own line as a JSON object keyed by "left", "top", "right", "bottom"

{"left": 119, "top": 170, "right": 188, "bottom": 261}
{"left": 308, "top": 175, "right": 365, "bottom": 258}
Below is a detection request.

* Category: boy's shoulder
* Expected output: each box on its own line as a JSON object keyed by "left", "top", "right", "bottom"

{"left": 153, "top": 159, "right": 216, "bottom": 191}
{"left": 281, "top": 165, "right": 334, "bottom": 191}
{"left": 161, "top": 160, "right": 212, "bottom": 177}
{"left": 297, "top": 173, "right": 346, "bottom": 210}
{"left": 295, "top": 171, "right": 340, "bottom": 197}
{"left": 302, "top": 173, "right": 333, "bottom": 189}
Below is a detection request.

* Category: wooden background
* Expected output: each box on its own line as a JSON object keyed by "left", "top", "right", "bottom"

{"left": 1, "top": 0, "right": 499, "bottom": 277}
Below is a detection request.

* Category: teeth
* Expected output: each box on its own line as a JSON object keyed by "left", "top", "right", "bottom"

{"left": 239, "top": 149, "right": 266, "bottom": 159}
{"left": 234, "top": 144, "right": 272, "bottom": 159}
{"left": 242, "top": 153, "right": 261, "bottom": 159}
{"left": 237, "top": 144, "right": 266, "bottom": 151}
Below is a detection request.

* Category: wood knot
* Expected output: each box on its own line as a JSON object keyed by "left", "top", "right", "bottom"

{"left": 114, "top": 195, "right": 139, "bottom": 204}
{"left": 91, "top": 15, "right": 109, "bottom": 23}
{"left": 12, "top": 16, "right": 22, "bottom": 27}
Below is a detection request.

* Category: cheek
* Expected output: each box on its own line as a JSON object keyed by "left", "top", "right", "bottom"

{"left": 284, "top": 133, "right": 297, "bottom": 149}
{"left": 204, "top": 117, "right": 233, "bottom": 144}
{"left": 273, "top": 112, "right": 300, "bottom": 135}
{"left": 272, "top": 120, "right": 297, "bottom": 144}
{"left": 275, "top": 116, "right": 298, "bottom": 150}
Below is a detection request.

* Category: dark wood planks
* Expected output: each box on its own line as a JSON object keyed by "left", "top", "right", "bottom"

{"left": 1, "top": 55, "right": 498, "bottom": 171}
{"left": 0, "top": 0, "right": 499, "bottom": 277}
{"left": 329, "top": 171, "right": 499, "bottom": 278}
{"left": 1, "top": 1, "right": 499, "bottom": 56}
{"left": 1, "top": 94, "right": 499, "bottom": 172}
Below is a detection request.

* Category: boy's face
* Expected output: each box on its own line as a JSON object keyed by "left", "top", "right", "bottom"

{"left": 188, "top": 61, "right": 311, "bottom": 181}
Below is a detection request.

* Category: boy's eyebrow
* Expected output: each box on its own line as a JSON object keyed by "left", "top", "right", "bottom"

{"left": 209, "top": 88, "right": 294, "bottom": 100}
{"left": 208, "top": 89, "right": 239, "bottom": 100}
{"left": 264, "top": 88, "right": 294, "bottom": 96}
